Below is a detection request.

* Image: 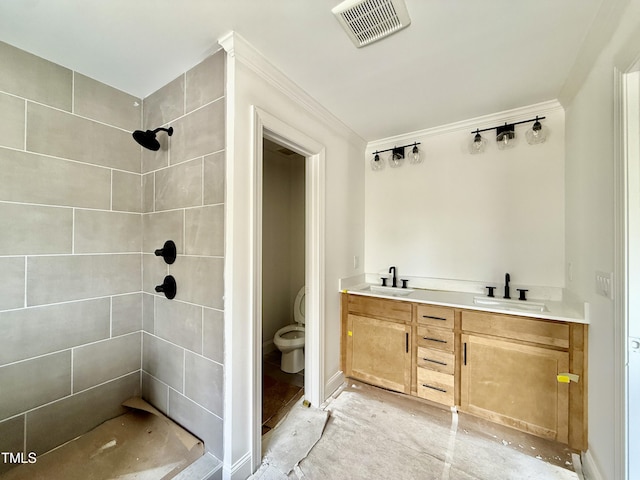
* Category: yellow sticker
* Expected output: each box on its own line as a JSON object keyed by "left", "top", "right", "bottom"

{"left": 348, "top": 331, "right": 353, "bottom": 336}
{"left": 557, "top": 375, "right": 570, "bottom": 383}
{"left": 342, "top": 289, "right": 348, "bottom": 293}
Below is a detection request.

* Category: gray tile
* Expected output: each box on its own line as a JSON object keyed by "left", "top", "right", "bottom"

{"left": 0, "top": 148, "right": 111, "bottom": 209}
{"left": 142, "top": 371, "right": 169, "bottom": 415}
{"left": 142, "top": 210, "right": 184, "bottom": 253}
{"left": 0, "top": 351, "right": 71, "bottom": 421}
{"left": 203, "top": 151, "right": 225, "bottom": 205}
{"left": 26, "top": 372, "right": 140, "bottom": 455}
{"left": 26, "top": 103, "right": 140, "bottom": 173}
{"left": 0, "top": 203, "right": 72, "bottom": 255}
{"left": 155, "top": 297, "right": 203, "bottom": 353}
{"left": 142, "top": 333, "right": 184, "bottom": 392}
{"left": 142, "top": 293, "right": 155, "bottom": 333}
{"left": 27, "top": 254, "right": 141, "bottom": 306}
{"left": 73, "top": 332, "right": 141, "bottom": 392}
{"left": 142, "top": 253, "right": 169, "bottom": 296}
{"left": 113, "top": 170, "right": 142, "bottom": 213}
{"left": 203, "top": 308, "right": 224, "bottom": 365}
{"left": 0, "top": 298, "right": 110, "bottom": 366}
{"left": 0, "top": 416, "right": 24, "bottom": 475}
{"left": 170, "top": 100, "right": 225, "bottom": 165}
{"left": 168, "top": 389, "right": 223, "bottom": 459}
{"left": 169, "top": 256, "right": 224, "bottom": 309}
{"left": 185, "top": 205, "right": 224, "bottom": 257}
{"left": 155, "top": 158, "right": 203, "bottom": 211}
{"left": 73, "top": 73, "right": 141, "bottom": 131}
{"left": 74, "top": 209, "right": 142, "bottom": 253}
{"left": 142, "top": 172, "right": 154, "bottom": 213}
{"left": 112, "top": 293, "right": 143, "bottom": 336}
{"left": 0, "top": 257, "right": 25, "bottom": 311}
{"left": 0, "top": 41, "right": 72, "bottom": 110}
{"left": 142, "top": 143, "right": 169, "bottom": 174}
{"left": 0, "top": 92, "right": 25, "bottom": 149}
{"left": 184, "top": 352, "right": 223, "bottom": 417}
{"left": 186, "top": 51, "right": 225, "bottom": 114}
{"left": 143, "top": 74, "right": 185, "bottom": 129}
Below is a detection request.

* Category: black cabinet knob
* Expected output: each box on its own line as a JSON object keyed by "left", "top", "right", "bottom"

{"left": 155, "top": 275, "right": 177, "bottom": 299}
{"left": 154, "top": 240, "right": 176, "bottom": 264}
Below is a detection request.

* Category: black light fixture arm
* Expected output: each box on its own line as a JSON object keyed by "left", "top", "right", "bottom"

{"left": 471, "top": 116, "right": 545, "bottom": 135}
{"left": 373, "top": 141, "right": 421, "bottom": 156}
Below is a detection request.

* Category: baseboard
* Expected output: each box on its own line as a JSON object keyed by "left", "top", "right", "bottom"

{"left": 325, "top": 370, "right": 345, "bottom": 399}
{"left": 223, "top": 451, "right": 252, "bottom": 480}
{"left": 581, "top": 450, "right": 604, "bottom": 480}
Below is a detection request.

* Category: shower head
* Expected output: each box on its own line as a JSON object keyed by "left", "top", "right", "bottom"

{"left": 132, "top": 126, "right": 173, "bottom": 151}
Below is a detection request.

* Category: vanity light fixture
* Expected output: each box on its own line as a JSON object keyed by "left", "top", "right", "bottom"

{"left": 370, "top": 142, "right": 421, "bottom": 170}
{"left": 470, "top": 116, "right": 547, "bottom": 154}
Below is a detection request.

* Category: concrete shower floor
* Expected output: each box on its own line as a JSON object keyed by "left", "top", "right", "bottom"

{"left": 0, "top": 400, "right": 208, "bottom": 480}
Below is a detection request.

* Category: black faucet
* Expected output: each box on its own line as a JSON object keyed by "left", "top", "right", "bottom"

{"left": 389, "top": 266, "right": 397, "bottom": 288}
{"left": 504, "top": 273, "right": 511, "bottom": 299}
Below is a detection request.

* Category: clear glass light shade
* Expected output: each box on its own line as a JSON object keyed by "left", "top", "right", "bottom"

{"left": 371, "top": 153, "right": 385, "bottom": 171}
{"left": 525, "top": 121, "right": 548, "bottom": 145}
{"left": 496, "top": 132, "right": 516, "bottom": 150}
{"left": 389, "top": 152, "right": 404, "bottom": 168}
{"left": 469, "top": 133, "right": 487, "bottom": 154}
{"left": 409, "top": 145, "right": 422, "bottom": 164}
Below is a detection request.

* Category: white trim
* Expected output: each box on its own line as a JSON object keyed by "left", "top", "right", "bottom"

{"left": 367, "top": 100, "right": 563, "bottom": 150}
{"left": 251, "top": 106, "right": 326, "bottom": 472}
{"left": 223, "top": 451, "right": 252, "bottom": 480}
{"left": 325, "top": 370, "right": 345, "bottom": 399}
{"left": 218, "top": 30, "right": 364, "bottom": 147}
{"left": 582, "top": 450, "right": 604, "bottom": 480}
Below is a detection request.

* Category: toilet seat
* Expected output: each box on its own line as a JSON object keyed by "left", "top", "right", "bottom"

{"left": 274, "top": 324, "right": 305, "bottom": 349}
{"left": 273, "top": 286, "right": 306, "bottom": 373}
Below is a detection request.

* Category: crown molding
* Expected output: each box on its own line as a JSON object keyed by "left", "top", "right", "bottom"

{"left": 218, "top": 31, "right": 365, "bottom": 147}
{"left": 367, "top": 99, "right": 564, "bottom": 151}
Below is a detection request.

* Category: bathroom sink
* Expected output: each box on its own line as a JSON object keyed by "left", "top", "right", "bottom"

{"left": 365, "top": 285, "right": 415, "bottom": 297}
{"left": 473, "top": 296, "right": 547, "bottom": 313}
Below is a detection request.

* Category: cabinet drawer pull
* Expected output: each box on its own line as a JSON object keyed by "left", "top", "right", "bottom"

{"left": 422, "top": 384, "right": 447, "bottom": 393}
{"left": 423, "top": 357, "right": 447, "bottom": 366}
{"left": 422, "top": 315, "right": 447, "bottom": 321}
{"left": 423, "top": 336, "right": 447, "bottom": 343}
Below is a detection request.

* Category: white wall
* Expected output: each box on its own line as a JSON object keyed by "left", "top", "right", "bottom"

{"left": 221, "top": 33, "right": 366, "bottom": 478}
{"left": 365, "top": 105, "right": 565, "bottom": 292}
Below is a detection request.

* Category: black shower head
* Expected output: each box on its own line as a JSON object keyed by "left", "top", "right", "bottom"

{"left": 132, "top": 126, "right": 173, "bottom": 151}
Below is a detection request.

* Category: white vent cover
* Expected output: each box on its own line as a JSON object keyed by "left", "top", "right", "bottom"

{"left": 332, "top": 0, "right": 411, "bottom": 48}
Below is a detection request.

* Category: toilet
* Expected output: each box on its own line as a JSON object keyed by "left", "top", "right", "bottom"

{"left": 273, "top": 286, "right": 305, "bottom": 373}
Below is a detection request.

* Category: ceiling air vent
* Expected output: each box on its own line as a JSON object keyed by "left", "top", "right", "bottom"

{"left": 332, "top": 0, "right": 411, "bottom": 48}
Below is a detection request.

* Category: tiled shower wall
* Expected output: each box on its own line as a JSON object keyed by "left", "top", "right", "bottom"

{"left": 0, "top": 41, "right": 143, "bottom": 473}
{"left": 139, "top": 51, "right": 226, "bottom": 460}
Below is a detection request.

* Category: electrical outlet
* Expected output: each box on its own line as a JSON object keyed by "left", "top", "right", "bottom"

{"left": 595, "top": 271, "right": 613, "bottom": 299}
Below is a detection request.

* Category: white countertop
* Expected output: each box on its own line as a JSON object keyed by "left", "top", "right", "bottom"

{"left": 343, "top": 283, "right": 587, "bottom": 324}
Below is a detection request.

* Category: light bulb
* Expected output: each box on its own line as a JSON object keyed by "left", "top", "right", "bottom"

{"left": 371, "top": 153, "right": 384, "bottom": 171}
{"left": 526, "top": 119, "right": 548, "bottom": 145}
{"left": 409, "top": 145, "right": 422, "bottom": 164}
{"left": 469, "top": 131, "right": 486, "bottom": 154}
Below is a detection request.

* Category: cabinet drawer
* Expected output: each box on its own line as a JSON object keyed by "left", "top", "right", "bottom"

{"left": 461, "top": 311, "right": 569, "bottom": 348}
{"left": 417, "top": 326, "right": 454, "bottom": 352}
{"left": 417, "top": 304, "right": 454, "bottom": 329}
{"left": 348, "top": 295, "right": 412, "bottom": 323}
{"left": 417, "top": 347, "right": 454, "bottom": 375}
{"left": 417, "top": 368, "right": 454, "bottom": 405}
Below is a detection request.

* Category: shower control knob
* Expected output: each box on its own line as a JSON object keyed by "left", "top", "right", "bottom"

{"left": 154, "top": 240, "right": 177, "bottom": 264}
{"left": 155, "top": 275, "right": 177, "bottom": 300}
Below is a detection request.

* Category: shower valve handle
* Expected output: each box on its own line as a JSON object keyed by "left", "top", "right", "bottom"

{"left": 155, "top": 275, "right": 177, "bottom": 300}
{"left": 154, "top": 240, "right": 176, "bottom": 264}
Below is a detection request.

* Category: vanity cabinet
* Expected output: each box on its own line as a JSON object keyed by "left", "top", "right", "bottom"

{"left": 415, "top": 304, "right": 456, "bottom": 406}
{"left": 342, "top": 294, "right": 412, "bottom": 394}
{"left": 340, "top": 293, "right": 587, "bottom": 450}
{"left": 460, "top": 310, "right": 585, "bottom": 447}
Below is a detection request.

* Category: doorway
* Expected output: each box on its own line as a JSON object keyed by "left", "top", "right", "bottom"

{"left": 261, "top": 138, "right": 306, "bottom": 435}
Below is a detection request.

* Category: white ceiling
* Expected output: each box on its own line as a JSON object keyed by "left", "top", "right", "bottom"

{"left": 0, "top": 0, "right": 606, "bottom": 141}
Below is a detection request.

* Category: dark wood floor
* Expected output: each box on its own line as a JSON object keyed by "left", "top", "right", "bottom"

{"left": 262, "top": 350, "right": 304, "bottom": 435}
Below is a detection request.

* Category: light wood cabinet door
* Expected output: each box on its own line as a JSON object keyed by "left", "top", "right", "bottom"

{"left": 461, "top": 334, "right": 569, "bottom": 443}
{"left": 346, "top": 314, "right": 411, "bottom": 394}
